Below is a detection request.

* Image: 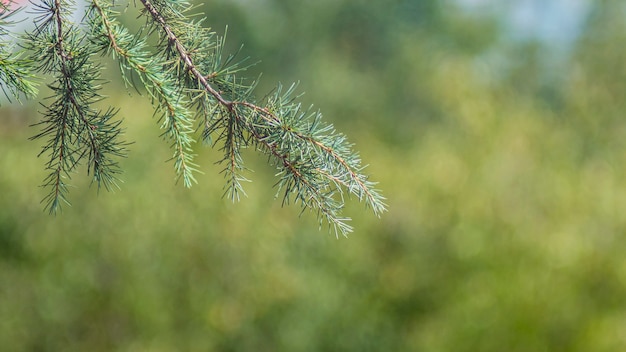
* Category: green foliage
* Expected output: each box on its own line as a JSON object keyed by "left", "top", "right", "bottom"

{"left": 1, "top": 0, "right": 386, "bottom": 235}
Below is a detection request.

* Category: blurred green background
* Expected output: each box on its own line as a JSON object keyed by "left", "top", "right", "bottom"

{"left": 2, "top": 0, "right": 626, "bottom": 351}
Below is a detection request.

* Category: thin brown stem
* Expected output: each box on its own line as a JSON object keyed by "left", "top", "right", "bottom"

{"left": 139, "top": 0, "right": 230, "bottom": 107}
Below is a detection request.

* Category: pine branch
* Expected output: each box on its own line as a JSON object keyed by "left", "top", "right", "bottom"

{"left": 88, "top": 0, "right": 198, "bottom": 187}
{"left": 27, "top": 0, "right": 127, "bottom": 213}
{"left": 2, "top": 0, "right": 386, "bottom": 234}
{"left": 138, "top": 0, "right": 386, "bottom": 235}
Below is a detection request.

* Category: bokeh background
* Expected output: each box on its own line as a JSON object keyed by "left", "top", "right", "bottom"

{"left": 2, "top": 0, "right": 626, "bottom": 350}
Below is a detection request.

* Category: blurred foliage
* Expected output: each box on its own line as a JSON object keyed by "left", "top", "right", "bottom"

{"left": 1, "top": 0, "right": 626, "bottom": 351}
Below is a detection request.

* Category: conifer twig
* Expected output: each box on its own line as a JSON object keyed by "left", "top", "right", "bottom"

{"left": 139, "top": 0, "right": 386, "bottom": 235}
{"left": 89, "top": 0, "right": 198, "bottom": 187}
{"left": 1, "top": 0, "right": 385, "bottom": 234}
{"left": 27, "top": 0, "right": 127, "bottom": 213}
